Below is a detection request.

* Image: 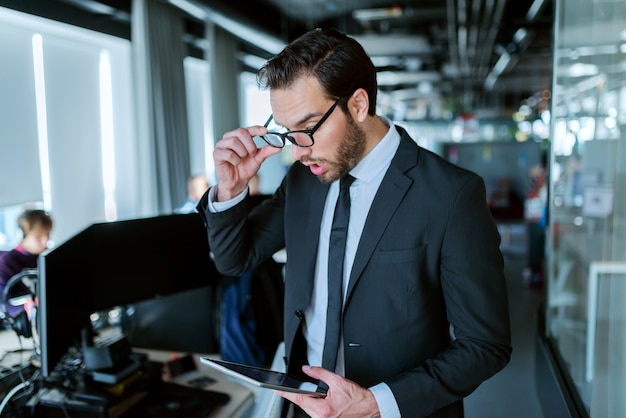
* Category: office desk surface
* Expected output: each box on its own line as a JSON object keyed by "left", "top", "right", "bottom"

{"left": 0, "top": 331, "right": 254, "bottom": 418}
{"left": 134, "top": 349, "right": 255, "bottom": 418}
{"left": 0, "top": 328, "right": 35, "bottom": 353}
{"left": 0, "top": 327, "right": 37, "bottom": 377}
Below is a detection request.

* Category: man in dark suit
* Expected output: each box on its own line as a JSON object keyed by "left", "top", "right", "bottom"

{"left": 198, "top": 28, "right": 511, "bottom": 418}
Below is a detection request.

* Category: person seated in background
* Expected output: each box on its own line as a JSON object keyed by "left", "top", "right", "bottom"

{"left": 176, "top": 174, "right": 210, "bottom": 214}
{"left": 0, "top": 209, "right": 53, "bottom": 319}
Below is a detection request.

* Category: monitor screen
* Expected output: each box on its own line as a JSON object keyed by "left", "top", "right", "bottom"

{"left": 37, "top": 213, "right": 220, "bottom": 377}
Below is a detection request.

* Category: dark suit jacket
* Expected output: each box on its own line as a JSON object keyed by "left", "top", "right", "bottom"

{"left": 199, "top": 127, "right": 512, "bottom": 417}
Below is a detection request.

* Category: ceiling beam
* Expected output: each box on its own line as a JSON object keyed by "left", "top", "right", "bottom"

{"left": 168, "top": 0, "right": 284, "bottom": 54}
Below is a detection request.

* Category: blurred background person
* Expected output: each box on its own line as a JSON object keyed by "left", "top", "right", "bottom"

{"left": 176, "top": 174, "right": 210, "bottom": 214}
{"left": 0, "top": 209, "right": 53, "bottom": 319}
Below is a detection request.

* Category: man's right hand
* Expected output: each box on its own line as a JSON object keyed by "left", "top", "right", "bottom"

{"left": 213, "top": 125, "right": 281, "bottom": 202}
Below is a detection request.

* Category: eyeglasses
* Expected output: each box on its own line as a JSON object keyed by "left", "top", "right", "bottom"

{"left": 261, "top": 97, "right": 344, "bottom": 148}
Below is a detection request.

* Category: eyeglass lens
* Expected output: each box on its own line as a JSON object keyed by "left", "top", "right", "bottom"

{"left": 262, "top": 96, "right": 343, "bottom": 148}
{"left": 264, "top": 131, "right": 313, "bottom": 148}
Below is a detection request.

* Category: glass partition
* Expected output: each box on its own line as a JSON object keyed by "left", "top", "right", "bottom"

{"left": 547, "top": 0, "right": 626, "bottom": 416}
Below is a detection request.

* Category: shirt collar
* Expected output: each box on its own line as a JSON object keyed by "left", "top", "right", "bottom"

{"left": 15, "top": 244, "right": 29, "bottom": 255}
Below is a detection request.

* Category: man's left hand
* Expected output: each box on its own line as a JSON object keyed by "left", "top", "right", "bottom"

{"left": 274, "top": 365, "right": 381, "bottom": 418}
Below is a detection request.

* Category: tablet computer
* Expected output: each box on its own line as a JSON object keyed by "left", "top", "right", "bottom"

{"left": 200, "top": 358, "right": 326, "bottom": 398}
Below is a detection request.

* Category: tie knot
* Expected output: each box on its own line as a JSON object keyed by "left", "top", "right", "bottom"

{"left": 340, "top": 174, "right": 356, "bottom": 191}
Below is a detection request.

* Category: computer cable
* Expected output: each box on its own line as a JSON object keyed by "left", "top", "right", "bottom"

{"left": 0, "top": 379, "right": 31, "bottom": 415}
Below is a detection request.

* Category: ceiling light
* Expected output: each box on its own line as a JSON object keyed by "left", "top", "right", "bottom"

{"left": 370, "top": 56, "right": 401, "bottom": 67}
{"left": 376, "top": 71, "right": 440, "bottom": 87}
{"left": 61, "top": 0, "right": 119, "bottom": 16}
{"left": 238, "top": 53, "right": 267, "bottom": 71}
{"left": 353, "top": 6, "right": 403, "bottom": 22}
{"left": 526, "top": 0, "right": 547, "bottom": 22}
{"left": 352, "top": 34, "right": 430, "bottom": 56}
{"left": 168, "top": 0, "right": 284, "bottom": 54}
{"left": 559, "top": 63, "right": 599, "bottom": 77}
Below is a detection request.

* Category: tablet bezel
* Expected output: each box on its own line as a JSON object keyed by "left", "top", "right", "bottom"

{"left": 200, "top": 358, "right": 326, "bottom": 398}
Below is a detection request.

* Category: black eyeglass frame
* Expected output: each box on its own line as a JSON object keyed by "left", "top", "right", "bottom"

{"left": 262, "top": 96, "right": 344, "bottom": 148}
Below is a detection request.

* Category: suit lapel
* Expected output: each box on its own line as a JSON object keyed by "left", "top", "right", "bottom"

{"left": 291, "top": 176, "right": 330, "bottom": 306}
{"left": 345, "top": 131, "right": 419, "bottom": 303}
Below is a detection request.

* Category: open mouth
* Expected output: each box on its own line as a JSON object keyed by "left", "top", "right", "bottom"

{"left": 307, "top": 163, "right": 325, "bottom": 176}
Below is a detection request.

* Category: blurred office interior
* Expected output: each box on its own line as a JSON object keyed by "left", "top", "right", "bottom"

{"left": 0, "top": 0, "right": 625, "bottom": 416}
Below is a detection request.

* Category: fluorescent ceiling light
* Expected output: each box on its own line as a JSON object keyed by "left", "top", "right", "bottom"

{"left": 32, "top": 33, "right": 52, "bottom": 212}
{"left": 526, "top": 0, "right": 547, "bottom": 22}
{"left": 238, "top": 53, "right": 268, "bottom": 71}
{"left": 559, "top": 63, "right": 599, "bottom": 77}
{"left": 377, "top": 71, "right": 440, "bottom": 86}
{"left": 169, "top": 0, "right": 284, "bottom": 55}
{"left": 352, "top": 34, "right": 430, "bottom": 56}
{"left": 353, "top": 6, "right": 403, "bottom": 22}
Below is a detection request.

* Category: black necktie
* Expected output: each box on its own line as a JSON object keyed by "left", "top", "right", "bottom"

{"left": 322, "top": 174, "right": 355, "bottom": 372}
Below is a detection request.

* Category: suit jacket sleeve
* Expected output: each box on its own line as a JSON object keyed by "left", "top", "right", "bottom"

{"left": 197, "top": 181, "right": 287, "bottom": 277}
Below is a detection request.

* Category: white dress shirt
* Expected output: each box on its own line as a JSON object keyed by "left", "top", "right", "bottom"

{"left": 302, "top": 117, "right": 401, "bottom": 418}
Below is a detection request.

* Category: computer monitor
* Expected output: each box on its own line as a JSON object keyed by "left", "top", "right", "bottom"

{"left": 37, "top": 213, "right": 220, "bottom": 378}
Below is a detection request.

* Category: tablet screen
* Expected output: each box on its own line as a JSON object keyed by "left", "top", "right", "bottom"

{"left": 200, "top": 358, "right": 326, "bottom": 397}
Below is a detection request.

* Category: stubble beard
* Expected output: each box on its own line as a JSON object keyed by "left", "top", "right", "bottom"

{"left": 317, "top": 114, "right": 366, "bottom": 184}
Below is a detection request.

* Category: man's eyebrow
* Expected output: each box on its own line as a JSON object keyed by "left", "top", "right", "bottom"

{"left": 294, "top": 111, "right": 321, "bottom": 127}
{"left": 277, "top": 111, "right": 323, "bottom": 130}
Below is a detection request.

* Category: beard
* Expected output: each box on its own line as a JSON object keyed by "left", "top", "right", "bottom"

{"left": 316, "top": 114, "right": 367, "bottom": 184}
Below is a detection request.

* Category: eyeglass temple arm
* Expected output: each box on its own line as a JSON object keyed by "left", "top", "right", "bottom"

{"left": 311, "top": 96, "right": 343, "bottom": 134}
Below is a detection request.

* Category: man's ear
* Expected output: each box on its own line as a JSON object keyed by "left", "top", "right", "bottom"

{"left": 349, "top": 88, "right": 370, "bottom": 123}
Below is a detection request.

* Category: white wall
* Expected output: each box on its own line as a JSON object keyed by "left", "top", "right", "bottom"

{"left": 0, "top": 7, "right": 139, "bottom": 245}
{"left": 0, "top": 6, "right": 277, "bottom": 248}
{"left": 184, "top": 57, "right": 215, "bottom": 184}
{"left": 0, "top": 10, "right": 44, "bottom": 207}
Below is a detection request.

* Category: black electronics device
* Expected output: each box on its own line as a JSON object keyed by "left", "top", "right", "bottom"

{"left": 119, "top": 381, "right": 230, "bottom": 417}
{"left": 33, "top": 362, "right": 229, "bottom": 418}
{"left": 120, "top": 285, "right": 219, "bottom": 354}
{"left": 37, "top": 214, "right": 221, "bottom": 378}
{"left": 164, "top": 354, "right": 196, "bottom": 378}
{"left": 1, "top": 268, "right": 38, "bottom": 339}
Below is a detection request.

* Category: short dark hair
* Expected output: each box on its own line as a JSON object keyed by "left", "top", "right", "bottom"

{"left": 257, "top": 28, "right": 378, "bottom": 116}
{"left": 18, "top": 209, "right": 53, "bottom": 235}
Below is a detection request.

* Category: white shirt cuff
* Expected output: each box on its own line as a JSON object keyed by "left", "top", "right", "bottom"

{"left": 207, "top": 185, "right": 248, "bottom": 213}
{"left": 369, "top": 382, "right": 401, "bottom": 418}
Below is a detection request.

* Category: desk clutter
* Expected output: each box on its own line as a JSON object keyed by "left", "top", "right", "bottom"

{"left": 0, "top": 214, "right": 269, "bottom": 417}
{"left": 0, "top": 338, "right": 231, "bottom": 418}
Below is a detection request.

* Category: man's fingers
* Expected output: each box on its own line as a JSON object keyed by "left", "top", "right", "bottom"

{"left": 213, "top": 146, "right": 244, "bottom": 166}
{"left": 244, "top": 124, "right": 268, "bottom": 138}
{"left": 302, "top": 365, "right": 336, "bottom": 386}
{"left": 255, "top": 142, "right": 282, "bottom": 162}
{"left": 274, "top": 390, "right": 325, "bottom": 417}
{"left": 217, "top": 131, "right": 255, "bottom": 158}
{"left": 220, "top": 126, "right": 267, "bottom": 154}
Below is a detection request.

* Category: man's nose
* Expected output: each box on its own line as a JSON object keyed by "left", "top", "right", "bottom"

{"left": 291, "top": 144, "right": 310, "bottom": 161}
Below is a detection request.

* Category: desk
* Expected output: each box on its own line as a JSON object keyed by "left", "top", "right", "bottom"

{"left": 0, "top": 340, "right": 254, "bottom": 418}
{"left": 0, "top": 328, "right": 36, "bottom": 353}
{"left": 136, "top": 350, "right": 254, "bottom": 418}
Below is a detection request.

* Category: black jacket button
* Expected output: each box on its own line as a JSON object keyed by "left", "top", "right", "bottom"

{"left": 294, "top": 310, "right": 304, "bottom": 320}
